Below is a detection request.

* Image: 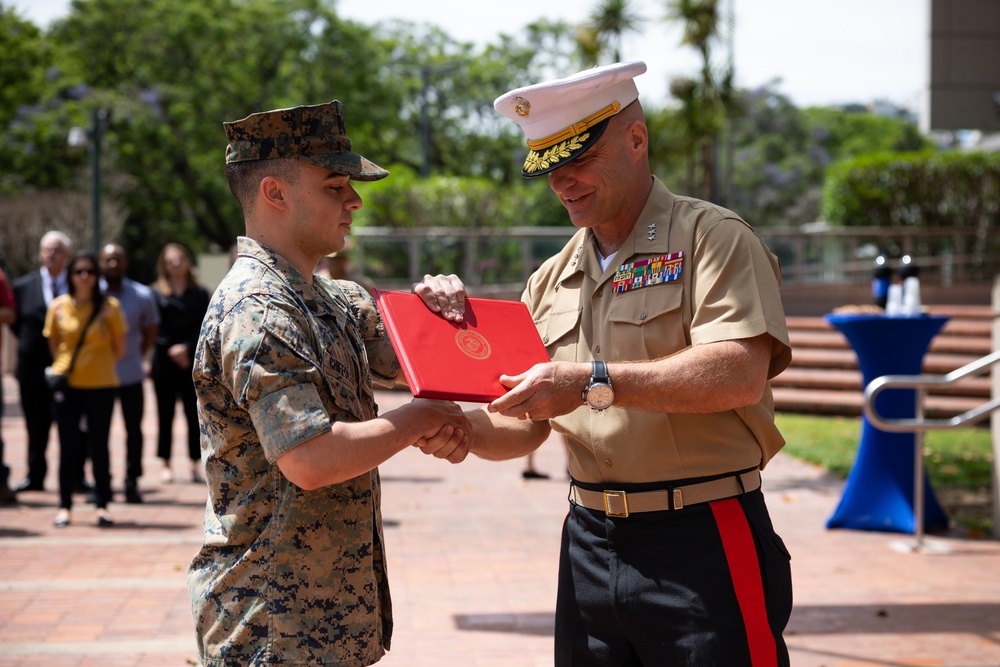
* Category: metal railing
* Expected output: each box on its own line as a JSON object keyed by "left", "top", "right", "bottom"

{"left": 864, "top": 349, "right": 1000, "bottom": 549}
{"left": 349, "top": 225, "right": 1000, "bottom": 292}
{"left": 760, "top": 225, "right": 1000, "bottom": 286}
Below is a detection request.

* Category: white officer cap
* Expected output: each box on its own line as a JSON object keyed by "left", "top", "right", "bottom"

{"left": 493, "top": 61, "right": 647, "bottom": 177}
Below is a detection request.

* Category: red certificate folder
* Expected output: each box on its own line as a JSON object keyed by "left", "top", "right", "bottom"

{"left": 372, "top": 289, "right": 550, "bottom": 403}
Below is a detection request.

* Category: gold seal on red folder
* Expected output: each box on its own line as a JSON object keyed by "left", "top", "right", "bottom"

{"left": 455, "top": 330, "right": 491, "bottom": 360}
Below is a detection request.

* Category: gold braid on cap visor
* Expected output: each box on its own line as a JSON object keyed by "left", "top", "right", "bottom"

{"left": 523, "top": 133, "right": 591, "bottom": 174}
{"left": 525, "top": 101, "right": 622, "bottom": 151}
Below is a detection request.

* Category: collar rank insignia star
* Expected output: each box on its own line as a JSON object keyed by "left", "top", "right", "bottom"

{"left": 647, "top": 222, "right": 656, "bottom": 241}
{"left": 612, "top": 252, "right": 683, "bottom": 293}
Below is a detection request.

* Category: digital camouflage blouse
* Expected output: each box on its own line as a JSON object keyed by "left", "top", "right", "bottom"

{"left": 188, "top": 237, "right": 400, "bottom": 666}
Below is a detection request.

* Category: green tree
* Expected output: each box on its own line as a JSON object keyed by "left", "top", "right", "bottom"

{"left": 0, "top": 4, "right": 45, "bottom": 138}
{"left": 0, "top": 5, "right": 90, "bottom": 192}
{"left": 804, "top": 106, "right": 931, "bottom": 161}
{"left": 726, "top": 87, "right": 821, "bottom": 226}
{"left": 725, "top": 86, "right": 933, "bottom": 227}
{"left": 663, "top": 0, "right": 737, "bottom": 203}
{"left": 578, "top": 0, "right": 644, "bottom": 65}
{"left": 368, "top": 19, "right": 573, "bottom": 183}
{"left": 29, "top": 0, "right": 578, "bottom": 270}
{"left": 44, "top": 0, "right": 394, "bottom": 267}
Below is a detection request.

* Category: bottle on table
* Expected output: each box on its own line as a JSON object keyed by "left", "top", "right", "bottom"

{"left": 899, "top": 255, "right": 921, "bottom": 316}
{"left": 872, "top": 254, "right": 892, "bottom": 309}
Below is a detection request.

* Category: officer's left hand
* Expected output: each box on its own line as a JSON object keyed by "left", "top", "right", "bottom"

{"left": 487, "top": 361, "right": 590, "bottom": 422}
{"left": 412, "top": 274, "right": 465, "bottom": 322}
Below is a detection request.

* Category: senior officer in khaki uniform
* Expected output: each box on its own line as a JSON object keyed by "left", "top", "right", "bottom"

{"left": 475, "top": 62, "right": 794, "bottom": 666}
{"left": 188, "top": 100, "right": 478, "bottom": 666}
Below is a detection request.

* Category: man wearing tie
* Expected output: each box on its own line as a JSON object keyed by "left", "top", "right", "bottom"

{"left": 11, "top": 231, "right": 78, "bottom": 492}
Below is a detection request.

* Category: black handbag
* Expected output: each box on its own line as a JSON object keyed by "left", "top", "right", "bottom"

{"left": 44, "top": 369, "right": 69, "bottom": 395}
{"left": 45, "top": 304, "right": 99, "bottom": 402}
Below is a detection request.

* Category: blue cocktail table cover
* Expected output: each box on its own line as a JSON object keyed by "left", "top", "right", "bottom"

{"left": 824, "top": 313, "right": 950, "bottom": 533}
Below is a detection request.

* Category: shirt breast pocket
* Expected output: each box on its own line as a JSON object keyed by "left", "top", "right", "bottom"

{"left": 320, "top": 344, "right": 371, "bottom": 423}
{"left": 607, "top": 284, "right": 687, "bottom": 360}
{"left": 540, "top": 308, "right": 581, "bottom": 362}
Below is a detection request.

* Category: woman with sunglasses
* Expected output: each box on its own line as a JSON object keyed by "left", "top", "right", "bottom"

{"left": 44, "top": 251, "right": 127, "bottom": 527}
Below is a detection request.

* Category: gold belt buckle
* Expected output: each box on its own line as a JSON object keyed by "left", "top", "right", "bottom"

{"left": 603, "top": 490, "right": 629, "bottom": 518}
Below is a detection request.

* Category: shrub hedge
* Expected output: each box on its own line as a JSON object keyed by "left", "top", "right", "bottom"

{"left": 821, "top": 150, "right": 1000, "bottom": 232}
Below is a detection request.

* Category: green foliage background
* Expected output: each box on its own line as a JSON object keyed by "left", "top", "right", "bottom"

{"left": 0, "top": 0, "right": 963, "bottom": 282}
{"left": 822, "top": 151, "right": 1000, "bottom": 230}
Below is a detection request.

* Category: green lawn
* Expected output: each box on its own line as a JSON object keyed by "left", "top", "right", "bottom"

{"left": 775, "top": 413, "right": 995, "bottom": 536}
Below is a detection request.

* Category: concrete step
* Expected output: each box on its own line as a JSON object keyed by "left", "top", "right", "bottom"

{"left": 787, "top": 314, "right": 994, "bottom": 336}
{"left": 772, "top": 387, "right": 986, "bottom": 419}
{"left": 926, "top": 304, "right": 994, "bottom": 319}
{"left": 775, "top": 307, "right": 995, "bottom": 416}
{"left": 772, "top": 367, "right": 991, "bottom": 398}
{"left": 787, "top": 348, "right": 985, "bottom": 374}
{"left": 789, "top": 330, "right": 994, "bottom": 355}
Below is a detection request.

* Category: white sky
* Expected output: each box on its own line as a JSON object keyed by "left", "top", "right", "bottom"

{"left": 12, "top": 0, "right": 929, "bottom": 113}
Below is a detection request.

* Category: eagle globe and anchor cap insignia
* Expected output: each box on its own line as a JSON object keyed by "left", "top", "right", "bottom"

{"left": 455, "top": 330, "right": 492, "bottom": 360}
{"left": 512, "top": 97, "right": 530, "bottom": 117}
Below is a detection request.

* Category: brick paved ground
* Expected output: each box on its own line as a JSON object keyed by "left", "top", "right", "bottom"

{"left": 1, "top": 375, "right": 998, "bottom": 666}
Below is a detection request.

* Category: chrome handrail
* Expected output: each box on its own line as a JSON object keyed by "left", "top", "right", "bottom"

{"left": 864, "top": 349, "right": 1000, "bottom": 550}
{"left": 865, "top": 349, "right": 1000, "bottom": 432}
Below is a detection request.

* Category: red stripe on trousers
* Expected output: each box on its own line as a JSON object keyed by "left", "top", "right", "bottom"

{"left": 709, "top": 497, "right": 778, "bottom": 667}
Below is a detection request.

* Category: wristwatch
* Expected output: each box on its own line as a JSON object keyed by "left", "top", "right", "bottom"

{"left": 582, "top": 360, "right": 615, "bottom": 411}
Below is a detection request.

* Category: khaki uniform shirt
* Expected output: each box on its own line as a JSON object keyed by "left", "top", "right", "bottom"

{"left": 188, "top": 237, "right": 400, "bottom": 666}
{"left": 524, "top": 178, "right": 791, "bottom": 484}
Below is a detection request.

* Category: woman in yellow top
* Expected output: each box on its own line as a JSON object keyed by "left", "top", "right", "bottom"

{"left": 44, "top": 251, "right": 127, "bottom": 527}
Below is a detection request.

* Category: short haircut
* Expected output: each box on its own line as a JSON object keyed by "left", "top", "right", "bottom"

{"left": 224, "top": 158, "right": 301, "bottom": 214}
{"left": 40, "top": 230, "right": 72, "bottom": 251}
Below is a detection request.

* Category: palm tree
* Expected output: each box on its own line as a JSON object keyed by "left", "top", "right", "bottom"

{"left": 664, "top": 0, "right": 737, "bottom": 203}
{"left": 666, "top": 0, "right": 722, "bottom": 77}
{"left": 578, "top": 0, "right": 644, "bottom": 66}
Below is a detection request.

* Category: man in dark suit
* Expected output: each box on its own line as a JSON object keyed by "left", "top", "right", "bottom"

{"left": 11, "top": 231, "right": 73, "bottom": 492}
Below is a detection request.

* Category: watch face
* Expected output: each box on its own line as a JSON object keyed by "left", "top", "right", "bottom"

{"left": 586, "top": 383, "right": 614, "bottom": 410}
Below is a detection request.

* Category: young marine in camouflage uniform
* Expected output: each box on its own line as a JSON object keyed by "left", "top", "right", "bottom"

{"left": 188, "top": 100, "right": 475, "bottom": 666}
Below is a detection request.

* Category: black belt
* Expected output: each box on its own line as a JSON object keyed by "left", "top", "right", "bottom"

{"left": 569, "top": 469, "right": 761, "bottom": 518}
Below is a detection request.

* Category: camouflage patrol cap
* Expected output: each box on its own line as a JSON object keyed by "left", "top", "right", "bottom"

{"left": 223, "top": 100, "right": 388, "bottom": 181}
